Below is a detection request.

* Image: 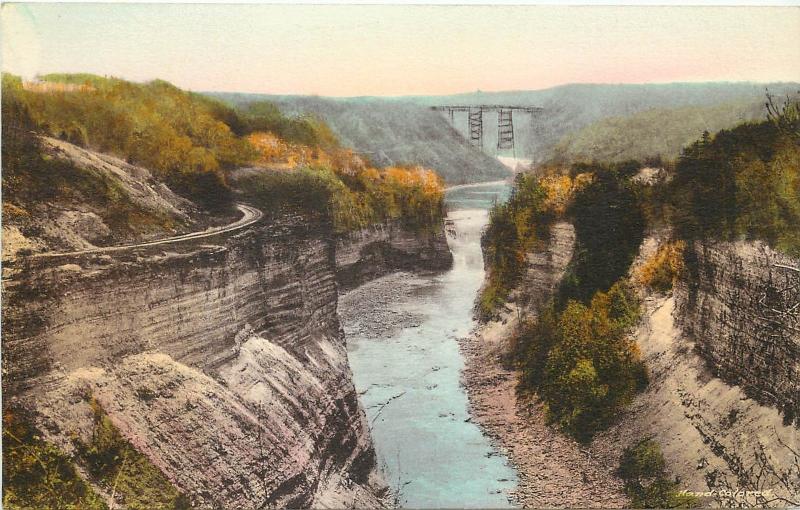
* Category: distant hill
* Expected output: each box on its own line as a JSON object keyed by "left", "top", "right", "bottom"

{"left": 210, "top": 81, "right": 799, "bottom": 179}
{"left": 549, "top": 98, "right": 767, "bottom": 163}
{"left": 211, "top": 93, "right": 511, "bottom": 184}
{"left": 405, "top": 82, "right": 799, "bottom": 162}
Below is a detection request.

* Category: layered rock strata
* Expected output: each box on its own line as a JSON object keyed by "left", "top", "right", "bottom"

{"left": 2, "top": 215, "right": 386, "bottom": 508}
{"left": 335, "top": 220, "right": 452, "bottom": 290}
{"left": 675, "top": 241, "right": 800, "bottom": 421}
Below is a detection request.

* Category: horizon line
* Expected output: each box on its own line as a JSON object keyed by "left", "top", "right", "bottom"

{"left": 14, "top": 71, "right": 798, "bottom": 99}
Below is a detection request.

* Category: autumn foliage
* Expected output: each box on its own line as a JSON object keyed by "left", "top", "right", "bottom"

{"left": 479, "top": 171, "right": 589, "bottom": 319}
{"left": 238, "top": 163, "right": 445, "bottom": 234}
{"left": 2, "top": 73, "right": 447, "bottom": 234}
{"left": 634, "top": 241, "right": 686, "bottom": 292}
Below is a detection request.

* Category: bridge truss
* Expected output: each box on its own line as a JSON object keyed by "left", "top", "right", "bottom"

{"left": 432, "top": 105, "right": 544, "bottom": 153}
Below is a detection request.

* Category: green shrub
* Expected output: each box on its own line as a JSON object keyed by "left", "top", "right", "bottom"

{"left": 517, "top": 304, "right": 559, "bottom": 386}
{"left": 74, "top": 398, "right": 190, "bottom": 510}
{"left": 3, "top": 407, "right": 107, "bottom": 510}
{"left": 237, "top": 166, "right": 337, "bottom": 221}
{"left": 619, "top": 438, "right": 700, "bottom": 508}
{"left": 521, "top": 281, "right": 646, "bottom": 442}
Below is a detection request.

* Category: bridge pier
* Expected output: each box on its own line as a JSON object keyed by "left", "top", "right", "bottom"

{"left": 497, "top": 108, "right": 514, "bottom": 150}
{"left": 468, "top": 108, "right": 483, "bottom": 149}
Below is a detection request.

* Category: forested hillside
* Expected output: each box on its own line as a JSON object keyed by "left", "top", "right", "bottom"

{"left": 2, "top": 74, "right": 447, "bottom": 255}
{"left": 218, "top": 82, "right": 799, "bottom": 170}
{"left": 479, "top": 95, "right": 799, "bottom": 454}
{"left": 413, "top": 82, "right": 799, "bottom": 162}
{"left": 549, "top": 98, "right": 766, "bottom": 163}
{"left": 211, "top": 93, "right": 511, "bottom": 184}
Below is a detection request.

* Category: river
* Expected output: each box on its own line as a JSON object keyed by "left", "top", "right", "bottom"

{"left": 339, "top": 180, "right": 515, "bottom": 508}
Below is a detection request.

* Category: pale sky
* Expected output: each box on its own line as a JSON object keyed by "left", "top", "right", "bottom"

{"left": 3, "top": 3, "right": 800, "bottom": 96}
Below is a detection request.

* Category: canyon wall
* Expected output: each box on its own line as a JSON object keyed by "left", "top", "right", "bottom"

{"left": 675, "top": 240, "right": 800, "bottom": 421}
{"left": 514, "top": 221, "right": 576, "bottom": 315}
{"left": 590, "top": 237, "right": 800, "bottom": 507}
{"left": 2, "top": 215, "right": 386, "bottom": 508}
{"left": 481, "top": 225, "right": 800, "bottom": 506}
{"left": 335, "top": 220, "right": 452, "bottom": 290}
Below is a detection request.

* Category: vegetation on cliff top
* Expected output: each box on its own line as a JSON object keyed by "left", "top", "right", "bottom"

{"left": 481, "top": 93, "right": 799, "bottom": 445}
{"left": 478, "top": 171, "right": 590, "bottom": 320}
{"left": 670, "top": 94, "right": 800, "bottom": 257}
{"left": 2, "top": 73, "right": 447, "bottom": 240}
{"left": 236, "top": 163, "right": 444, "bottom": 234}
{"left": 556, "top": 162, "right": 646, "bottom": 306}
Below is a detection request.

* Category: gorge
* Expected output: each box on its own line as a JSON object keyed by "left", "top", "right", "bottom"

{"left": 3, "top": 70, "right": 799, "bottom": 510}
{"left": 340, "top": 182, "right": 517, "bottom": 507}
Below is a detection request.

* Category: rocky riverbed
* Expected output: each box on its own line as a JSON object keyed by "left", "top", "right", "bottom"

{"left": 460, "top": 315, "right": 629, "bottom": 508}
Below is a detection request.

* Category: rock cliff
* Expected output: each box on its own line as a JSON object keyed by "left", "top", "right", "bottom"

{"left": 590, "top": 237, "right": 800, "bottom": 507}
{"left": 675, "top": 240, "right": 800, "bottom": 421}
{"left": 514, "top": 221, "right": 576, "bottom": 315}
{"left": 2, "top": 214, "right": 386, "bottom": 508}
{"left": 468, "top": 224, "right": 800, "bottom": 507}
{"left": 593, "top": 295, "right": 800, "bottom": 507}
{"left": 335, "top": 220, "right": 453, "bottom": 290}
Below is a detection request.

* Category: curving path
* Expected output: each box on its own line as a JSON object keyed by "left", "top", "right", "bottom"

{"left": 35, "top": 204, "right": 263, "bottom": 258}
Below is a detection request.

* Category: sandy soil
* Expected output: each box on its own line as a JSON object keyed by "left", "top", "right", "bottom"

{"left": 460, "top": 312, "right": 629, "bottom": 508}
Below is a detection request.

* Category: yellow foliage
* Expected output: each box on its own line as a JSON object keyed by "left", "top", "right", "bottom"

{"left": 247, "top": 132, "right": 293, "bottom": 167}
{"left": 573, "top": 172, "right": 594, "bottom": 191}
{"left": 634, "top": 240, "right": 686, "bottom": 292}
{"left": 384, "top": 166, "right": 444, "bottom": 194}
{"left": 3, "top": 202, "right": 29, "bottom": 219}
{"left": 540, "top": 175, "right": 574, "bottom": 215}
{"left": 23, "top": 81, "right": 94, "bottom": 93}
{"left": 538, "top": 172, "right": 593, "bottom": 216}
{"left": 247, "top": 131, "right": 368, "bottom": 175}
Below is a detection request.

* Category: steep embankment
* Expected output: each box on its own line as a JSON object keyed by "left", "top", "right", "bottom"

{"left": 2, "top": 136, "right": 227, "bottom": 261}
{"left": 465, "top": 225, "right": 800, "bottom": 507}
{"left": 591, "top": 236, "right": 800, "bottom": 507}
{"left": 3, "top": 212, "right": 387, "bottom": 508}
{"left": 676, "top": 241, "right": 799, "bottom": 418}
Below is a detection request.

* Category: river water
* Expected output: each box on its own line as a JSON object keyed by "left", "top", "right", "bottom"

{"left": 340, "top": 181, "right": 515, "bottom": 508}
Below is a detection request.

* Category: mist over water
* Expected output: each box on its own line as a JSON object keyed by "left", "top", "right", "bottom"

{"left": 341, "top": 181, "right": 514, "bottom": 508}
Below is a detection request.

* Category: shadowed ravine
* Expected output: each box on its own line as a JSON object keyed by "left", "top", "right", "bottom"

{"left": 339, "top": 181, "right": 515, "bottom": 508}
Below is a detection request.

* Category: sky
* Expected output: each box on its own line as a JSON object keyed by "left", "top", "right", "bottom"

{"left": 3, "top": 3, "right": 800, "bottom": 96}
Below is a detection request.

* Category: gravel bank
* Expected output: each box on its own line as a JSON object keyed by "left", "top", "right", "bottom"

{"left": 459, "top": 313, "right": 629, "bottom": 508}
